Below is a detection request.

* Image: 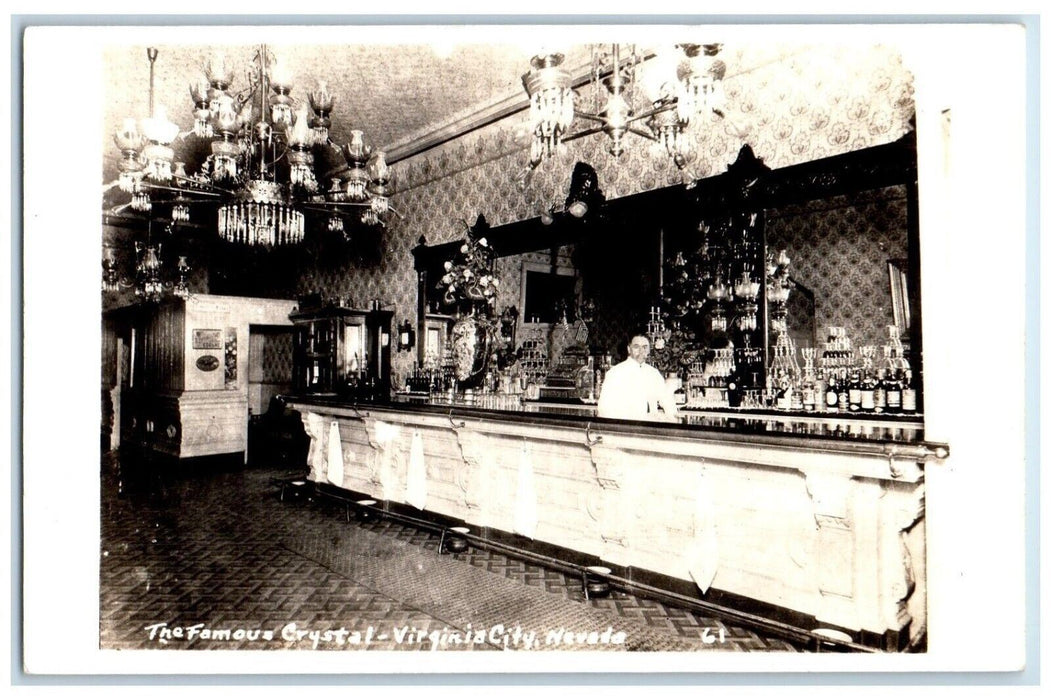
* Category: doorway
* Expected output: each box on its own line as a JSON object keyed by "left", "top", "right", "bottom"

{"left": 246, "top": 324, "right": 305, "bottom": 467}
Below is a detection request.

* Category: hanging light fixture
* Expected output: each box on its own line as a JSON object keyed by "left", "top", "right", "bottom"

{"left": 173, "top": 255, "right": 192, "bottom": 299}
{"left": 734, "top": 264, "right": 760, "bottom": 332}
{"left": 522, "top": 52, "right": 574, "bottom": 165}
{"left": 521, "top": 43, "right": 732, "bottom": 171}
{"left": 340, "top": 130, "right": 372, "bottom": 202}
{"left": 134, "top": 241, "right": 165, "bottom": 303}
{"left": 102, "top": 246, "right": 123, "bottom": 293}
{"left": 675, "top": 43, "right": 727, "bottom": 124}
{"left": 107, "top": 46, "right": 398, "bottom": 244}
{"left": 102, "top": 222, "right": 190, "bottom": 301}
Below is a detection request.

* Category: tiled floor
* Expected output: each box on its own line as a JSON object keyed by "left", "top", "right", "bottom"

{"left": 100, "top": 451, "right": 805, "bottom": 653}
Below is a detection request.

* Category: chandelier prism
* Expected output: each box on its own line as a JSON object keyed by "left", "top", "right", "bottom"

{"left": 107, "top": 45, "right": 400, "bottom": 246}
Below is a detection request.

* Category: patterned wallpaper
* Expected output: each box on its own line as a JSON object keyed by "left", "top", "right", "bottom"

{"left": 395, "top": 44, "right": 914, "bottom": 244}
{"left": 103, "top": 43, "right": 915, "bottom": 387}
{"left": 765, "top": 185, "right": 909, "bottom": 350}
{"left": 260, "top": 330, "right": 294, "bottom": 384}
{"left": 784, "top": 279, "right": 817, "bottom": 350}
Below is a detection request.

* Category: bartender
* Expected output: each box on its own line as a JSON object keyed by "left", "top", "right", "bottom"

{"left": 596, "top": 334, "right": 679, "bottom": 422}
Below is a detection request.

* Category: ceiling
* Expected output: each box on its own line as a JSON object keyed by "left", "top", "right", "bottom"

{"left": 102, "top": 41, "right": 595, "bottom": 187}
{"left": 100, "top": 38, "right": 801, "bottom": 186}
{"left": 101, "top": 35, "right": 915, "bottom": 218}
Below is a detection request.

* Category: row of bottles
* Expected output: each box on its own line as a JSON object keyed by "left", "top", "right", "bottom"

{"left": 681, "top": 324, "right": 919, "bottom": 415}
{"left": 788, "top": 366, "right": 918, "bottom": 415}
{"left": 778, "top": 324, "right": 918, "bottom": 414}
{"left": 405, "top": 362, "right": 458, "bottom": 397}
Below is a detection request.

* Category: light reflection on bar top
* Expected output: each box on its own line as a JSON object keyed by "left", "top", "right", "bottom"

{"left": 520, "top": 403, "right": 924, "bottom": 443}
{"left": 393, "top": 394, "right": 924, "bottom": 444}
{"left": 676, "top": 410, "right": 924, "bottom": 443}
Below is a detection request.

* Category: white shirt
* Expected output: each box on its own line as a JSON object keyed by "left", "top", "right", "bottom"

{"left": 596, "top": 358, "right": 678, "bottom": 421}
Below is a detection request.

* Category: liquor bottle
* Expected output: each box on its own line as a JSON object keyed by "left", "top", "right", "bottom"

{"left": 790, "top": 380, "right": 804, "bottom": 411}
{"left": 860, "top": 369, "right": 876, "bottom": 412}
{"left": 837, "top": 370, "right": 850, "bottom": 412}
{"left": 814, "top": 367, "right": 827, "bottom": 412}
{"left": 848, "top": 369, "right": 862, "bottom": 412}
{"left": 801, "top": 374, "right": 817, "bottom": 413}
{"left": 674, "top": 368, "right": 688, "bottom": 406}
{"left": 775, "top": 372, "right": 790, "bottom": 411}
{"left": 825, "top": 371, "right": 840, "bottom": 413}
{"left": 873, "top": 368, "right": 887, "bottom": 413}
{"left": 885, "top": 369, "right": 902, "bottom": 412}
{"left": 902, "top": 369, "right": 918, "bottom": 414}
{"left": 727, "top": 371, "right": 740, "bottom": 408}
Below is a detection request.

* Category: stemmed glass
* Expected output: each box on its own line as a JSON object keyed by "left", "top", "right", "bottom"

{"left": 858, "top": 345, "right": 876, "bottom": 372}
{"left": 801, "top": 346, "right": 816, "bottom": 375}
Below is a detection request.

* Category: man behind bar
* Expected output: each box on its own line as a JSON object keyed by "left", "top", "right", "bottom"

{"left": 596, "top": 333, "right": 679, "bottom": 422}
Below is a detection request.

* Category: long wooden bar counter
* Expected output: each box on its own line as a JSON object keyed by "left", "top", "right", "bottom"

{"left": 285, "top": 395, "right": 948, "bottom": 651}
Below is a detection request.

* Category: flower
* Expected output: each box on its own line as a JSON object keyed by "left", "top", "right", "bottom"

{"left": 438, "top": 222, "right": 501, "bottom": 313}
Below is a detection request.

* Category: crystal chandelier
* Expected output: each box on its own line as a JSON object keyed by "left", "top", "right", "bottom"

{"left": 521, "top": 43, "right": 731, "bottom": 171}
{"left": 108, "top": 46, "right": 397, "bottom": 247}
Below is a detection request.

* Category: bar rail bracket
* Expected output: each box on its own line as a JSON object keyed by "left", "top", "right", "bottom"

{"left": 584, "top": 422, "right": 602, "bottom": 447}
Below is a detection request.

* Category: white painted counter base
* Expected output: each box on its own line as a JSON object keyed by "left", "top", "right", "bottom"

{"left": 289, "top": 400, "right": 935, "bottom": 649}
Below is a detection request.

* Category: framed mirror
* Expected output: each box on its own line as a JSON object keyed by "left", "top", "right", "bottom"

{"left": 764, "top": 184, "right": 912, "bottom": 357}
{"left": 520, "top": 260, "right": 579, "bottom": 326}
{"left": 411, "top": 133, "right": 921, "bottom": 410}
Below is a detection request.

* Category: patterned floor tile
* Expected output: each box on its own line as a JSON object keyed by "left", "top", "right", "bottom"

{"left": 99, "top": 452, "right": 804, "bottom": 653}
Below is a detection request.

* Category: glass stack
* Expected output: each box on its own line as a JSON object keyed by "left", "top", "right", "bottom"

{"left": 518, "top": 328, "right": 549, "bottom": 388}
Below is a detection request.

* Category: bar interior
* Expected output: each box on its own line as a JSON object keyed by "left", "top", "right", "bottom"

{"left": 98, "top": 36, "right": 956, "bottom": 654}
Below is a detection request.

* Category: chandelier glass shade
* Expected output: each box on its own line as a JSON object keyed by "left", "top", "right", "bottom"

{"left": 108, "top": 45, "right": 397, "bottom": 249}
{"left": 521, "top": 43, "right": 730, "bottom": 171}
{"left": 134, "top": 241, "right": 165, "bottom": 302}
{"left": 523, "top": 53, "right": 575, "bottom": 165}
{"left": 675, "top": 43, "right": 727, "bottom": 125}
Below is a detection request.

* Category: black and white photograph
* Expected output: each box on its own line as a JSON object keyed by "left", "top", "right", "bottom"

{"left": 18, "top": 15, "right": 1035, "bottom": 684}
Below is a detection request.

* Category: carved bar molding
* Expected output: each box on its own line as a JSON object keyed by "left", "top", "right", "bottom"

{"left": 289, "top": 399, "right": 939, "bottom": 649}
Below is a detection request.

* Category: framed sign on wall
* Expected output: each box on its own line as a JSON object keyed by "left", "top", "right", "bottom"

{"left": 192, "top": 329, "right": 223, "bottom": 350}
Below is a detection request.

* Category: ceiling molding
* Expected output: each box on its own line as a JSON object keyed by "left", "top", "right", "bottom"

{"left": 385, "top": 53, "right": 655, "bottom": 165}
{"left": 385, "top": 88, "right": 530, "bottom": 165}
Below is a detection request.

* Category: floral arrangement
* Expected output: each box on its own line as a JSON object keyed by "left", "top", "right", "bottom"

{"left": 649, "top": 327, "right": 703, "bottom": 374}
{"left": 438, "top": 218, "right": 501, "bottom": 314}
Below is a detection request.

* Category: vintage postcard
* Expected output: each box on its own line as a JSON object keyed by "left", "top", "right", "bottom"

{"left": 19, "top": 17, "right": 1033, "bottom": 682}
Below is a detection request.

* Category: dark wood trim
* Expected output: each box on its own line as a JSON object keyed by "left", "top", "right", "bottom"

{"left": 411, "top": 134, "right": 918, "bottom": 271}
